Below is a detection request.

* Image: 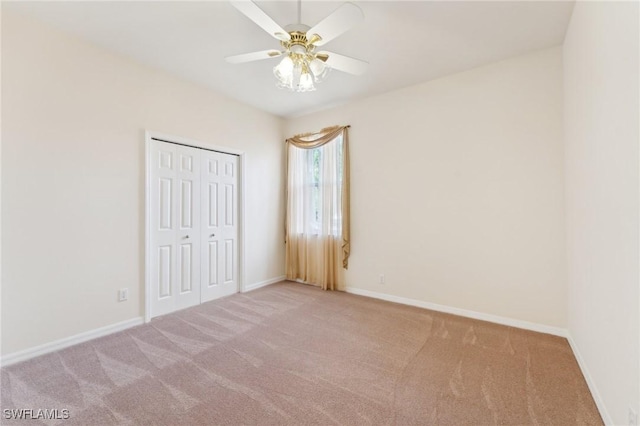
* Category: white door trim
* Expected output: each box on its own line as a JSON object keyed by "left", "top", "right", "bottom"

{"left": 144, "top": 130, "right": 246, "bottom": 323}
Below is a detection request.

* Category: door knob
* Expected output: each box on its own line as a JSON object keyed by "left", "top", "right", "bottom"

{"left": 183, "top": 235, "right": 190, "bottom": 239}
{"left": 210, "top": 234, "right": 215, "bottom": 238}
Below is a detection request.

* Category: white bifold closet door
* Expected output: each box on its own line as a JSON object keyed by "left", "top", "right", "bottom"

{"left": 149, "top": 139, "right": 238, "bottom": 319}
{"left": 200, "top": 149, "right": 239, "bottom": 302}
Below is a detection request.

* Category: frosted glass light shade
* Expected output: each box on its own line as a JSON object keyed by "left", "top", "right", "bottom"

{"left": 298, "top": 72, "right": 315, "bottom": 92}
{"left": 309, "top": 58, "right": 328, "bottom": 82}
{"left": 273, "top": 53, "right": 327, "bottom": 92}
{"left": 273, "top": 56, "right": 294, "bottom": 81}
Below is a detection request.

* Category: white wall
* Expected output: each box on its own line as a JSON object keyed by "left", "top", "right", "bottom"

{"left": 1, "top": 11, "right": 285, "bottom": 355}
{"left": 286, "top": 47, "right": 566, "bottom": 328}
{"left": 563, "top": 2, "right": 639, "bottom": 424}
{"left": 0, "top": 4, "right": 4, "bottom": 360}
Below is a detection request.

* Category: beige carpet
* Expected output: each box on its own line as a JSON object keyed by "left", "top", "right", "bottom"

{"left": 1, "top": 282, "right": 602, "bottom": 425}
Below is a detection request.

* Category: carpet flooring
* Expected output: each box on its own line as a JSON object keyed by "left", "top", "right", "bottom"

{"left": 1, "top": 282, "right": 602, "bottom": 425}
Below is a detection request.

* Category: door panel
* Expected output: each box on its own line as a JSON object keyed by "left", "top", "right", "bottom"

{"left": 208, "top": 241, "right": 218, "bottom": 286}
{"left": 180, "top": 180, "right": 193, "bottom": 228}
{"left": 150, "top": 142, "right": 178, "bottom": 317}
{"left": 201, "top": 150, "right": 238, "bottom": 302}
{"left": 159, "top": 179, "right": 172, "bottom": 230}
{"left": 174, "top": 145, "right": 201, "bottom": 310}
{"left": 179, "top": 243, "right": 193, "bottom": 293}
{"left": 224, "top": 239, "right": 234, "bottom": 283}
{"left": 208, "top": 183, "right": 218, "bottom": 227}
{"left": 224, "top": 184, "right": 234, "bottom": 226}
{"left": 158, "top": 245, "right": 172, "bottom": 299}
{"left": 149, "top": 141, "right": 202, "bottom": 317}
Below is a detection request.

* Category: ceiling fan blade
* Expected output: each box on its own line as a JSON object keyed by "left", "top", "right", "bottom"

{"left": 307, "top": 2, "right": 364, "bottom": 47}
{"left": 225, "top": 50, "right": 283, "bottom": 64}
{"left": 230, "top": 0, "right": 291, "bottom": 41}
{"left": 317, "top": 51, "right": 368, "bottom": 75}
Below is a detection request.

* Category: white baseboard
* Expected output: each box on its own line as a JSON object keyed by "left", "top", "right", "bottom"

{"left": 344, "top": 286, "right": 568, "bottom": 337}
{"left": 1, "top": 317, "right": 144, "bottom": 367}
{"left": 242, "top": 275, "right": 286, "bottom": 293}
{"left": 566, "top": 334, "right": 613, "bottom": 425}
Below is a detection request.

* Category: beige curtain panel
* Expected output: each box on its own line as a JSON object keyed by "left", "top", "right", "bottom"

{"left": 285, "top": 125, "right": 350, "bottom": 291}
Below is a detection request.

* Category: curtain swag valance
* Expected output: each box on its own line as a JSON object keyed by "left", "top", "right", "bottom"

{"left": 285, "top": 125, "right": 351, "bottom": 149}
{"left": 285, "top": 125, "right": 351, "bottom": 279}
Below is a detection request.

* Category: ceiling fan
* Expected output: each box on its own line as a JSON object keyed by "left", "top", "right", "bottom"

{"left": 225, "top": 0, "right": 368, "bottom": 92}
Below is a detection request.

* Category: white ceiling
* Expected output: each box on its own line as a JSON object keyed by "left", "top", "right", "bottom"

{"left": 5, "top": 1, "right": 575, "bottom": 118}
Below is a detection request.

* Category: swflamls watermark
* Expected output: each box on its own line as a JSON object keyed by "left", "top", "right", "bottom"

{"left": 3, "top": 408, "right": 70, "bottom": 420}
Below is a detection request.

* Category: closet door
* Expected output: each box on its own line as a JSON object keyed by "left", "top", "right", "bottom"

{"left": 200, "top": 150, "right": 239, "bottom": 302}
{"left": 149, "top": 140, "right": 201, "bottom": 318}
{"left": 174, "top": 145, "right": 201, "bottom": 310}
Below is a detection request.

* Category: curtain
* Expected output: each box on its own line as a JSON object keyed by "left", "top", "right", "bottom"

{"left": 285, "top": 125, "right": 350, "bottom": 290}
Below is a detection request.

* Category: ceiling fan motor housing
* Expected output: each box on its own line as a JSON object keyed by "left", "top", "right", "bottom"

{"left": 282, "top": 30, "right": 317, "bottom": 54}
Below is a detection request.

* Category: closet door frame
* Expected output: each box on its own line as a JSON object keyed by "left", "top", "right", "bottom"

{"left": 144, "top": 130, "right": 246, "bottom": 323}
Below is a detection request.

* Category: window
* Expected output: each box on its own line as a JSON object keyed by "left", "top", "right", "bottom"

{"left": 304, "top": 134, "right": 343, "bottom": 236}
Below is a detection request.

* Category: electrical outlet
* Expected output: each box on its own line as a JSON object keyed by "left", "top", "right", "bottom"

{"left": 379, "top": 274, "right": 385, "bottom": 285}
{"left": 630, "top": 407, "right": 638, "bottom": 426}
{"left": 118, "top": 288, "right": 129, "bottom": 302}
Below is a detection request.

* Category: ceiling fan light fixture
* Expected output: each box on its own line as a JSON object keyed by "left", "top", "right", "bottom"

{"left": 273, "top": 53, "right": 325, "bottom": 92}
